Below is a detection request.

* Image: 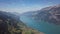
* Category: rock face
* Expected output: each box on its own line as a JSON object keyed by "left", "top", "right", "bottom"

{"left": 21, "top": 4, "right": 60, "bottom": 25}
{"left": 36, "top": 5, "right": 60, "bottom": 25}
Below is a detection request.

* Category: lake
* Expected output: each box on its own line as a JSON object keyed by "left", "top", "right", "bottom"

{"left": 20, "top": 15, "right": 60, "bottom": 34}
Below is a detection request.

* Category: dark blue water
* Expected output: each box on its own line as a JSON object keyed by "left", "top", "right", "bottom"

{"left": 20, "top": 16, "right": 60, "bottom": 34}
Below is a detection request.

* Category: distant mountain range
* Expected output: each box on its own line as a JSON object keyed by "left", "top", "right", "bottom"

{"left": 21, "top": 4, "right": 60, "bottom": 25}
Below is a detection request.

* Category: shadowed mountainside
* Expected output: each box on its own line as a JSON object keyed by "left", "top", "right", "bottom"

{"left": 0, "top": 11, "right": 42, "bottom": 34}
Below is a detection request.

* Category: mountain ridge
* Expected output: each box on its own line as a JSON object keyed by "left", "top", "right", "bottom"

{"left": 21, "top": 4, "right": 60, "bottom": 25}
{"left": 0, "top": 11, "right": 41, "bottom": 34}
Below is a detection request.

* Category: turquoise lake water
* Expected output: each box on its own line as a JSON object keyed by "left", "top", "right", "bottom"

{"left": 20, "top": 16, "right": 60, "bottom": 34}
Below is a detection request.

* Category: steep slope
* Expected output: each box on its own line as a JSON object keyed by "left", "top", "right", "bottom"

{"left": 21, "top": 4, "right": 60, "bottom": 25}
{"left": 0, "top": 11, "right": 41, "bottom": 34}
{"left": 35, "top": 5, "right": 60, "bottom": 25}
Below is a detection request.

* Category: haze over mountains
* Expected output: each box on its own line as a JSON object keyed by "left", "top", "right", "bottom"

{"left": 0, "top": 4, "right": 60, "bottom": 34}
{"left": 21, "top": 4, "right": 60, "bottom": 25}
{"left": 0, "top": 11, "right": 42, "bottom": 34}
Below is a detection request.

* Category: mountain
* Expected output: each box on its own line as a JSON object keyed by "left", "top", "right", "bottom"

{"left": 0, "top": 11, "right": 41, "bottom": 34}
{"left": 21, "top": 4, "right": 60, "bottom": 25}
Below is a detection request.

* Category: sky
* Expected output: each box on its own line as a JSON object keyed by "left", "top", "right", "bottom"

{"left": 0, "top": 0, "right": 60, "bottom": 13}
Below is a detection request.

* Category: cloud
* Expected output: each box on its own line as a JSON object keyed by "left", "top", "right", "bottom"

{"left": 0, "top": 5, "right": 42, "bottom": 13}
